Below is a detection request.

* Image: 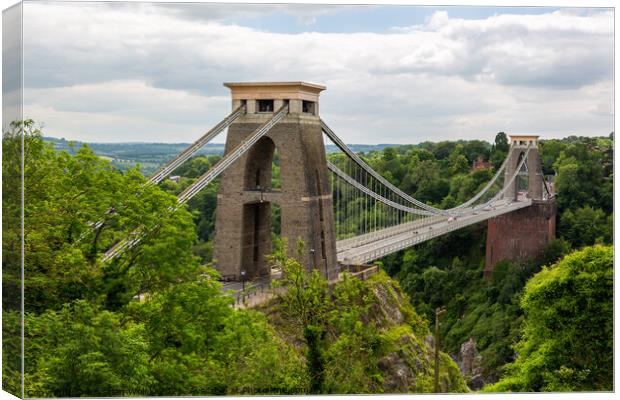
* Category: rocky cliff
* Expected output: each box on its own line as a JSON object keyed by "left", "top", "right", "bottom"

{"left": 258, "top": 269, "right": 468, "bottom": 394}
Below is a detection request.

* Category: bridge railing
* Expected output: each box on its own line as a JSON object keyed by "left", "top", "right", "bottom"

{"left": 340, "top": 199, "right": 532, "bottom": 264}
{"left": 337, "top": 215, "right": 445, "bottom": 251}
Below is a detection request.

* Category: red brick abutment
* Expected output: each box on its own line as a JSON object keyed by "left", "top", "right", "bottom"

{"left": 484, "top": 199, "right": 556, "bottom": 278}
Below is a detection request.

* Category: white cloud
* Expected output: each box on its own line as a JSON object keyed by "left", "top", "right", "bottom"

{"left": 25, "top": 80, "right": 230, "bottom": 142}
{"left": 20, "top": 3, "right": 613, "bottom": 143}
{"left": 402, "top": 9, "right": 614, "bottom": 35}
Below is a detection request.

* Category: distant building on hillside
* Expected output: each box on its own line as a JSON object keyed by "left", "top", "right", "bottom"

{"left": 169, "top": 175, "right": 181, "bottom": 183}
{"left": 472, "top": 155, "right": 493, "bottom": 170}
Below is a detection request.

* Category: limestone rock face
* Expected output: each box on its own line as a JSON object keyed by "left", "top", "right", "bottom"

{"left": 459, "top": 337, "right": 477, "bottom": 375}
{"left": 469, "top": 374, "right": 485, "bottom": 391}
{"left": 378, "top": 334, "right": 428, "bottom": 392}
{"left": 367, "top": 276, "right": 467, "bottom": 393}
{"left": 370, "top": 283, "right": 404, "bottom": 327}
{"left": 378, "top": 352, "right": 414, "bottom": 392}
{"left": 456, "top": 337, "right": 485, "bottom": 391}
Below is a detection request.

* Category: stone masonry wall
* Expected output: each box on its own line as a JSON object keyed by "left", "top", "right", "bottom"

{"left": 484, "top": 199, "right": 556, "bottom": 277}
{"left": 214, "top": 113, "right": 338, "bottom": 281}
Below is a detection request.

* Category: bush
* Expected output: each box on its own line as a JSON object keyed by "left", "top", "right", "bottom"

{"left": 485, "top": 245, "right": 613, "bottom": 392}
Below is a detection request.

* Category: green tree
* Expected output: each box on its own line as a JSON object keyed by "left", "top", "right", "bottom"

{"left": 13, "top": 125, "right": 202, "bottom": 312}
{"left": 272, "top": 240, "right": 330, "bottom": 393}
{"left": 25, "top": 300, "right": 153, "bottom": 397}
{"left": 186, "top": 182, "right": 218, "bottom": 242}
{"left": 430, "top": 141, "right": 457, "bottom": 160}
{"left": 448, "top": 145, "right": 470, "bottom": 175}
{"left": 489, "top": 132, "right": 510, "bottom": 173}
{"left": 2, "top": 121, "right": 27, "bottom": 395}
{"left": 2, "top": 120, "right": 24, "bottom": 313}
{"left": 538, "top": 139, "right": 565, "bottom": 175}
{"left": 323, "top": 273, "right": 383, "bottom": 393}
{"left": 559, "top": 206, "right": 612, "bottom": 248}
{"left": 553, "top": 143, "right": 608, "bottom": 212}
{"left": 486, "top": 245, "right": 613, "bottom": 392}
{"left": 128, "top": 270, "right": 305, "bottom": 395}
{"left": 2, "top": 311, "right": 22, "bottom": 395}
{"left": 463, "top": 140, "right": 491, "bottom": 164}
{"left": 494, "top": 132, "right": 509, "bottom": 153}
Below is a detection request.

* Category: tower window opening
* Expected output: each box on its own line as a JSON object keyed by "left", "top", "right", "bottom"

{"left": 302, "top": 100, "right": 315, "bottom": 114}
{"left": 240, "top": 99, "right": 247, "bottom": 108}
{"left": 257, "top": 99, "right": 274, "bottom": 113}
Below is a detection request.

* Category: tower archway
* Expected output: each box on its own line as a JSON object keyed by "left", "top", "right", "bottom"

{"left": 515, "top": 151, "right": 529, "bottom": 196}
{"left": 238, "top": 136, "right": 281, "bottom": 278}
{"left": 503, "top": 135, "right": 543, "bottom": 201}
{"left": 244, "top": 136, "right": 277, "bottom": 191}
{"left": 214, "top": 82, "right": 338, "bottom": 281}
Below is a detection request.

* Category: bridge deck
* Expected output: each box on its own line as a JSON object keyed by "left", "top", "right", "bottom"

{"left": 336, "top": 198, "right": 532, "bottom": 265}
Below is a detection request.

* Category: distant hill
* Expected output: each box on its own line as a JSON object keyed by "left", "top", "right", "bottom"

{"left": 43, "top": 136, "right": 402, "bottom": 175}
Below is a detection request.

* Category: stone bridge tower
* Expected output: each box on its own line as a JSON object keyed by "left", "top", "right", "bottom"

{"left": 214, "top": 82, "right": 338, "bottom": 281}
{"left": 502, "top": 135, "right": 544, "bottom": 201}
{"left": 484, "top": 135, "right": 556, "bottom": 277}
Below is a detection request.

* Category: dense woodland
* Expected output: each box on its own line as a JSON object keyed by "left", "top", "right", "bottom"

{"left": 349, "top": 131, "right": 614, "bottom": 389}
{"left": 2, "top": 120, "right": 614, "bottom": 395}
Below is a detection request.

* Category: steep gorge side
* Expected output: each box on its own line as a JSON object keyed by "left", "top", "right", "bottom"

{"left": 366, "top": 273, "right": 466, "bottom": 393}
{"left": 258, "top": 270, "right": 468, "bottom": 394}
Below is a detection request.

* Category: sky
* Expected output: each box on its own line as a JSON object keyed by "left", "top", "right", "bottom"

{"left": 10, "top": 1, "right": 615, "bottom": 144}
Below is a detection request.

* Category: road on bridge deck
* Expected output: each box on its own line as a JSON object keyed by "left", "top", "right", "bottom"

{"left": 336, "top": 197, "right": 532, "bottom": 265}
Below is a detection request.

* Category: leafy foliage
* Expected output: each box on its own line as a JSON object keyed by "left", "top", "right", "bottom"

{"left": 356, "top": 133, "right": 613, "bottom": 390}
{"left": 8, "top": 125, "right": 306, "bottom": 397}
{"left": 552, "top": 137, "right": 613, "bottom": 213}
{"left": 5, "top": 121, "right": 203, "bottom": 313}
{"left": 269, "top": 250, "right": 467, "bottom": 394}
{"left": 24, "top": 301, "right": 153, "bottom": 397}
{"left": 126, "top": 271, "right": 306, "bottom": 395}
{"left": 6, "top": 122, "right": 613, "bottom": 395}
{"left": 486, "top": 245, "right": 613, "bottom": 392}
{"left": 559, "top": 206, "right": 612, "bottom": 248}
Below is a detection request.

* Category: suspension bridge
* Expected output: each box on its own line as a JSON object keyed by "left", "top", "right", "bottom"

{"left": 99, "top": 82, "right": 556, "bottom": 282}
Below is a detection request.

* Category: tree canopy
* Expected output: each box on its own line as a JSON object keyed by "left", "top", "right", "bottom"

{"left": 4, "top": 120, "right": 613, "bottom": 395}
{"left": 486, "top": 245, "right": 613, "bottom": 392}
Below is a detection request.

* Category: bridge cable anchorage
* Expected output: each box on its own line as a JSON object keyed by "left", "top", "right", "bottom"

{"left": 322, "top": 119, "right": 512, "bottom": 217}
{"left": 101, "top": 104, "right": 289, "bottom": 263}
{"left": 78, "top": 104, "right": 246, "bottom": 238}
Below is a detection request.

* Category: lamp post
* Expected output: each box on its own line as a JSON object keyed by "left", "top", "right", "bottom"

{"left": 240, "top": 270, "right": 246, "bottom": 303}
{"left": 434, "top": 306, "right": 446, "bottom": 393}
